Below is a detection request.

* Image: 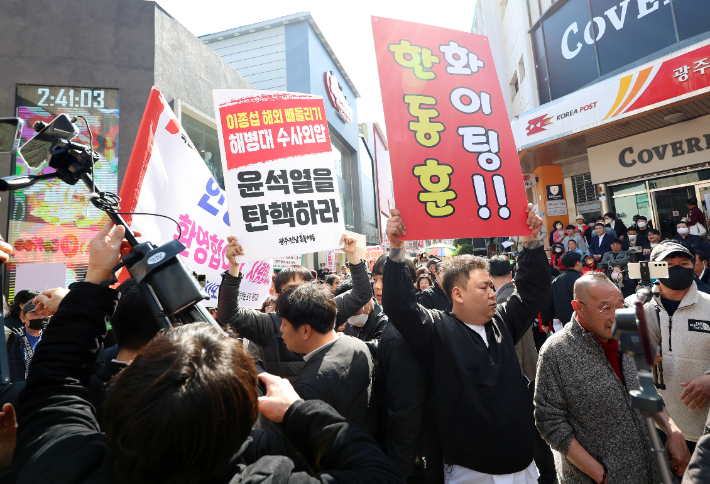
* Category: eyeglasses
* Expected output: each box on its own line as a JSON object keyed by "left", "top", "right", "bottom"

{"left": 578, "top": 301, "right": 627, "bottom": 317}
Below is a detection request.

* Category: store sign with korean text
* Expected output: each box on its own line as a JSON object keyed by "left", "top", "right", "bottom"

{"left": 372, "top": 17, "right": 529, "bottom": 239}
{"left": 588, "top": 113, "right": 710, "bottom": 184}
{"left": 515, "top": 38, "right": 710, "bottom": 150}
{"left": 214, "top": 90, "right": 346, "bottom": 263}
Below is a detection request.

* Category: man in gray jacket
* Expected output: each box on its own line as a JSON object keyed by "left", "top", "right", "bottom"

{"left": 535, "top": 272, "right": 690, "bottom": 483}
{"left": 217, "top": 234, "right": 372, "bottom": 380}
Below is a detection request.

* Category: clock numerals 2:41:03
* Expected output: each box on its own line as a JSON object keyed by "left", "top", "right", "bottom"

{"left": 37, "top": 88, "right": 105, "bottom": 108}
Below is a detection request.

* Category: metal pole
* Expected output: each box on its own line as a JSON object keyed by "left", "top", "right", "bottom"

{"left": 643, "top": 414, "right": 674, "bottom": 484}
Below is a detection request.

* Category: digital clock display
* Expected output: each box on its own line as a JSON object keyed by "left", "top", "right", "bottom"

{"left": 16, "top": 85, "right": 118, "bottom": 110}
{"left": 9, "top": 85, "right": 119, "bottom": 302}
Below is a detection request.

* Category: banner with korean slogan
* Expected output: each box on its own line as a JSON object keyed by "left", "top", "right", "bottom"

{"left": 121, "top": 87, "right": 260, "bottom": 308}
{"left": 273, "top": 254, "right": 303, "bottom": 270}
{"left": 371, "top": 17, "right": 530, "bottom": 239}
{"left": 235, "top": 259, "right": 273, "bottom": 309}
{"left": 213, "top": 90, "right": 346, "bottom": 263}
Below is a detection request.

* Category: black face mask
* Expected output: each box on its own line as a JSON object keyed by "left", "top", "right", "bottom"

{"left": 659, "top": 266, "right": 695, "bottom": 291}
{"left": 28, "top": 318, "right": 49, "bottom": 330}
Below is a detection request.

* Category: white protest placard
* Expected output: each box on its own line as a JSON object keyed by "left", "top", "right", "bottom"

{"left": 236, "top": 259, "right": 273, "bottom": 309}
{"left": 213, "top": 90, "right": 346, "bottom": 263}
{"left": 273, "top": 254, "right": 303, "bottom": 270}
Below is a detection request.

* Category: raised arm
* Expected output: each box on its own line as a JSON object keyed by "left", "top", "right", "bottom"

{"left": 500, "top": 205, "right": 551, "bottom": 344}
{"left": 335, "top": 235, "right": 373, "bottom": 325}
{"left": 216, "top": 236, "right": 279, "bottom": 347}
{"left": 14, "top": 222, "right": 128, "bottom": 480}
{"left": 381, "top": 209, "right": 436, "bottom": 363}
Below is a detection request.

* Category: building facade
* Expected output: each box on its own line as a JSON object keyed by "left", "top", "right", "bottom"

{"left": 475, "top": 0, "right": 710, "bottom": 240}
{"left": 0, "top": 0, "right": 253, "bottom": 297}
{"left": 201, "top": 13, "right": 379, "bottom": 270}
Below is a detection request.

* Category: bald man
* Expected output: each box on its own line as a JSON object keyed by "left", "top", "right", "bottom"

{"left": 535, "top": 273, "right": 689, "bottom": 483}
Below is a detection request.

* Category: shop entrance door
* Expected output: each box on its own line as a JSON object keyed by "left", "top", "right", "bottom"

{"left": 652, "top": 186, "right": 696, "bottom": 239}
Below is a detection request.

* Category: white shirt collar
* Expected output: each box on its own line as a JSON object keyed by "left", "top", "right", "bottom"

{"left": 303, "top": 334, "right": 339, "bottom": 362}
{"left": 465, "top": 323, "right": 489, "bottom": 347}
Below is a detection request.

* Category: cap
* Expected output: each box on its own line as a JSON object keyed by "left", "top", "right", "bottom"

{"left": 575, "top": 214, "right": 585, "bottom": 221}
{"left": 426, "top": 259, "right": 439, "bottom": 270}
{"left": 610, "top": 238, "right": 622, "bottom": 245}
{"left": 650, "top": 241, "right": 692, "bottom": 262}
{"left": 22, "top": 302, "right": 37, "bottom": 314}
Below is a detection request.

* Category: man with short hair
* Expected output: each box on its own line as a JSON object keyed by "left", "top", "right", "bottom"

{"left": 562, "top": 225, "right": 587, "bottom": 254}
{"left": 7, "top": 303, "right": 49, "bottom": 383}
{"left": 596, "top": 217, "right": 617, "bottom": 239}
{"left": 535, "top": 273, "right": 690, "bottom": 482}
{"left": 566, "top": 239, "right": 584, "bottom": 257}
{"left": 383, "top": 204, "right": 550, "bottom": 482}
{"left": 604, "top": 212, "right": 627, "bottom": 240}
{"left": 636, "top": 216, "right": 652, "bottom": 246}
{"left": 218, "top": 234, "right": 372, "bottom": 380}
{"left": 417, "top": 259, "right": 452, "bottom": 312}
{"left": 317, "top": 262, "right": 329, "bottom": 281}
{"left": 340, "top": 265, "right": 351, "bottom": 280}
{"left": 588, "top": 223, "right": 612, "bottom": 261}
{"left": 542, "top": 251, "right": 583, "bottom": 330}
{"left": 676, "top": 221, "right": 702, "bottom": 252}
{"left": 277, "top": 282, "right": 377, "bottom": 437}
{"left": 648, "top": 228, "right": 661, "bottom": 248}
{"left": 336, "top": 280, "right": 387, "bottom": 343}
{"left": 644, "top": 241, "right": 710, "bottom": 450}
{"left": 600, "top": 239, "right": 631, "bottom": 268}
{"left": 687, "top": 198, "right": 707, "bottom": 234}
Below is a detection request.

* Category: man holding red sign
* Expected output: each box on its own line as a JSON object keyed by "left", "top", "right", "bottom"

{"left": 382, "top": 204, "right": 548, "bottom": 483}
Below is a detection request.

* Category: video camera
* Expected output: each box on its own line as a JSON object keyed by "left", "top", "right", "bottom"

{"left": 612, "top": 287, "right": 673, "bottom": 484}
{"left": 0, "top": 114, "right": 223, "bottom": 384}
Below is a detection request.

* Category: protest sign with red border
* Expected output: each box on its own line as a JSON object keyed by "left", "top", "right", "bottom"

{"left": 372, "top": 17, "right": 530, "bottom": 239}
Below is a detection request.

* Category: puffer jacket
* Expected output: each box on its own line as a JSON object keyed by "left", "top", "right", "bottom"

{"left": 217, "top": 260, "right": 372, "bottom": 380}
{"left": 645, "top": 282, "right": 710, "bottom": 441}
{"left": 535, "top": 318, "right": 662, "bottom": 483}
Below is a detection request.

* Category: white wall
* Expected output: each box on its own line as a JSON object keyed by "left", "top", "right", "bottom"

{"left": 207, "top": 26, "right": 287, "bottom": 91}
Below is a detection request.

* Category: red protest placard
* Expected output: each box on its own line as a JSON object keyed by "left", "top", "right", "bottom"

{"left": 217, "top": 93, "right": 331, "bottom": 171}
{"left": 372, "top": 16, "right": 530, "bottom": 239}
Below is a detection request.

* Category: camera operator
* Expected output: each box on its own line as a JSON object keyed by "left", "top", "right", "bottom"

{"left": 11, "top": 222, "right": 403, "bottom": 484}
{"left": 644, "top": 242, "right": 710, "bottom": 451}
{"left": 535, "top": 273, "right": 690, "bottom": 483}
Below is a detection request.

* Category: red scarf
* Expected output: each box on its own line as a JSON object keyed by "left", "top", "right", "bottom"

{"left": 580, "top": 322, "right": 622, "bottom": 382}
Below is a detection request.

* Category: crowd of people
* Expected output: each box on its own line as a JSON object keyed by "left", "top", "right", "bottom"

{"left": 0, "top": 202, "right": 709, "bottom": 483}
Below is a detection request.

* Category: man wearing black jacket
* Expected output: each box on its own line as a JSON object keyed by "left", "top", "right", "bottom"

{"left": 542, "top": 251, "right": 583, "bottom": 326}
{"left": 217, "top": 234, "right": 372, "bottom": 381}
{"left": 417, "top": 261, "right": 452, "bottom": 312}
{"left": 336, "top": 279, "right": 387, "bottom": 342}
{"left": 10, "top": 222, "right": 403, "bottom": 484}
{"left": 383, "top": 205, "right": 550, "bottom": 482}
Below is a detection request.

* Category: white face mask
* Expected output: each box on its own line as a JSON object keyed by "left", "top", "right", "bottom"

{"left": 604, "top": 218, "right": 612, "bottom": 224}
{"left": 556, "top": 224, "right": 563, "bottom": 230}
{"left": 348, "top": 313, "right": 368, "bottom": 327}
{"left": 629, "top": 235, "right": 637, "bottom": 243}
{"left": 637, "top": 221, "right": 647, "bottom": 228}
{"left": 678, "top": 227, "right": 689, "bottom": 235}
{"left": 555, "top": 248, "right": 562, "bottom": 253}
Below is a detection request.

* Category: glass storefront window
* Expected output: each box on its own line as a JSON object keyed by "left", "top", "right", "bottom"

{"left": 182, "top": 113, "right": 224, "bottom": 189}
{"left": 340, "top": 193, "right": 354, "bottom": 230}
{"left": 648, "top": 169, "right": 710, "bottom": 190}
{"left": 611, "top": 193, "right": 652, "bottom": 229}
{"left": 610, "top": 181, "right": 646, "bottom": 196}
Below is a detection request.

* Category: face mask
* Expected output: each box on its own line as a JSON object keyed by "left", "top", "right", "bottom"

{"left": 678, "top": 227, "right": 689, "bottom": 235}
{"left": 28, "top": 318, "right": 49, "bottom": 330}
{"left": 555, "top": 248, "right": 562, "bottom": 253}
{"left": 604, "top": 218, "right": 612, "bottom": 224}
{"left": 638, "top": 221, "right": 647, "bottom": 228}
{"left": 556, "top": 225, "right": 562, "bottom": 230}
{"left": 348, "top": 313, "right": 368, "bottom": 327}
{"left": 659, "top": 265, "right": 695, "bottom": 291}
{"left": 629, "top": 235, "right": 637, "bottom": 243}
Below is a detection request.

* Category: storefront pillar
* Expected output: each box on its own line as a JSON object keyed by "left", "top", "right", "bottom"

{"left": 533, "top": 164, "right": 569, "bottom": 235}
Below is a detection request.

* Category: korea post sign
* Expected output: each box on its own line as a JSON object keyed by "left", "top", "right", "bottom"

{"left": 213, "top": 90, "right": 345, "bottom": 263}
{"left": 372, "top": 17, "right": 529, "bottom": 239}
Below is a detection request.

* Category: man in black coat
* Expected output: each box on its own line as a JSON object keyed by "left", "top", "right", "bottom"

{"left": 217, "top": 234, "right": 372, "bottom": 381}
{"left": 276, "top": 281, "right": 377, "bottom": 437}
{"left": 374, "top": 254, "right": 443, "bottom": 483}
{"left": 335, "top": 279, "right": 387, "bottom": 342}
{"left": 382, "top": 205, "right": 550, "bottom": 481}
{"left": 9, "top": 222, "right": 403, "bottom": 484}
{"left": 542, "top": 251, "right": 583, "bottom": 326}
{"left": 417, "top": 260, "right": 452, "bottom": 312}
